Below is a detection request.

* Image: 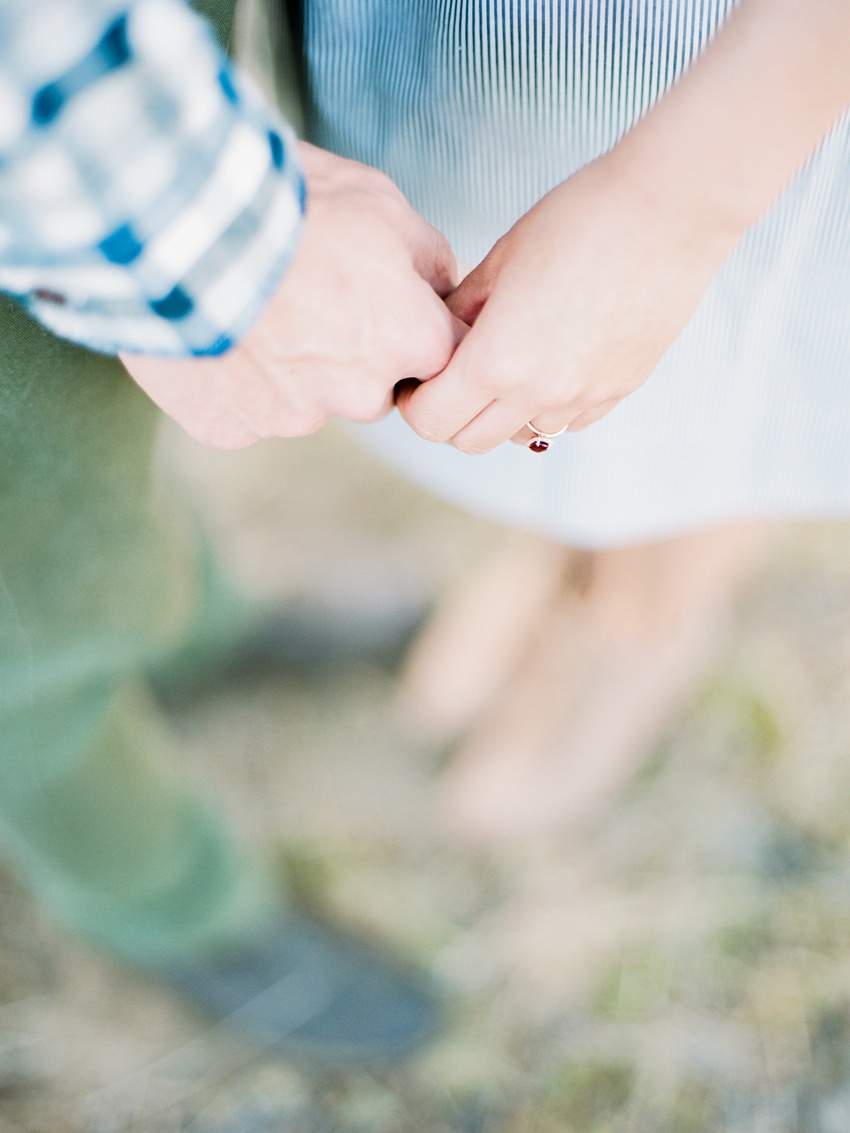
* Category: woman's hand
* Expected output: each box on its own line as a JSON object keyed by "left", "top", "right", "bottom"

{"left": 397, "top": 0, "right": 850, "bottom": 455}
{"left": 396, "top": 154, "right": 738, "bottom": 453}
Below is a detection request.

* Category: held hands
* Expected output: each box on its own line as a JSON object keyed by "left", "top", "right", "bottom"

{"left": 122, "top": 141, "right": 734, "bottom": 455}
{"left": 397, "top": 0, "right": 850, "bottom": 456}
{"left": 397, "top": 152, "right": 739, "bottom": 454}
{"left": 124, "top": 0, "right": 850, "bottom": 458}
{"left": 121, "top": 143, "right": 466, "bottom": 449}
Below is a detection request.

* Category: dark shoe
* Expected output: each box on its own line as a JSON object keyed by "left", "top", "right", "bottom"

{"left": 148, "top": 595, "right": 430, "bottom": 708}
{"left": 226, "top": 597, "right": 430, "bottom": 675}
{"left": 159, "top": 911, "right": 439, "bottom": 1068}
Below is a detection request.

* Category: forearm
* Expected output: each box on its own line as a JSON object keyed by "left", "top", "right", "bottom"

{"left": 610, "top": 0, "right": 850, "bottom": 242}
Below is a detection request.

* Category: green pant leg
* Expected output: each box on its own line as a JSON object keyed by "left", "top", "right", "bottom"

{"left": 0, "top": 295, "right": 277, "bottom": 967}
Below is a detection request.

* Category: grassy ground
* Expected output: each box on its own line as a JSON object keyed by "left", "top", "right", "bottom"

{"left": 4, "top": 424, "right": 850, "bottom": 1132}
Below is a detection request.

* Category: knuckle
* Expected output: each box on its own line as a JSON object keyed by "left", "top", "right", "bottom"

{"left": 328, "top": 373, "right": 394, "bottom": 423}
{"left": 202, "top": 431, "right": 254, "bottom": 451}
{"left": 342, "top": 392, "right": 393, "bottom": 425}
{"left": 429, "top": 230, "right": 457, "bottom": 292}
{"left": 363, "top": 169, "right": 412, "bottom": 217}
{"left": 278, "top": 413, "right": 326, "bottom": 438}
{"left": 366, "top": 165, "right": 401, "bottom": 197}
{"left": 365, "top": 403, "right": 393, "bottom": 424}
{"left": 192, "top": 417, "right": 256, "bottom": 451}
{"left": 404, "top": 313, "right": 454, "bottom": 376}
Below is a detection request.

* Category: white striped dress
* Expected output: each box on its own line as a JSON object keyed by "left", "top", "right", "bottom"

{"left": 302, "top": 1, "right": 850, "bottom": 548}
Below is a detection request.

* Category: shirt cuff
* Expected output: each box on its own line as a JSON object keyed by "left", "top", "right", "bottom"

{"left": 0, "top": 0, "right": 306, "bottom": 356}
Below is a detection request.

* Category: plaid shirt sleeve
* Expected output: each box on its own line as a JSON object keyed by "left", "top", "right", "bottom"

{"left": 0, "top": 0, "right": 305, "bottom": 357}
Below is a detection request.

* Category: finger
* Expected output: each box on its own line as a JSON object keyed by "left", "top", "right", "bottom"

{"left": 566, "top": 397, "right": 624, "bottom": 431}
{"left": 408, "top": 221, "right": 461, "bottom": 297}
{"left": 456, "top": 257, "right": 474, "bottom": 282}
{"left": 448, "top": 399, "right": 532, "bottom": 455}
{"left": 397, "top": 347, "right": 491, "bottom": 443}
{"left": 362, "top": 388, "right": 396, "bottom": 424}
{"left": 403, "top": 303, "right": 470, "bottom": 382}
{"left": 509, "top": 411, "right": 574, "bottom": 447}
{"left": 508, "top": 396, "right": 625, "bottom": 445}
{"left": 393, "top": 377, "right": 421, "bottom": 408}
{"left": 335, "top": 385, "right": 398, "bottom": 426}
{"left": 182, "top": 417, "right": 260, "bottom": 450}
{"left": 393, "top": 301, "right": 469, "bottom": 421}
{"left": 443, "top": 254, "right": 500, "bottom": 326}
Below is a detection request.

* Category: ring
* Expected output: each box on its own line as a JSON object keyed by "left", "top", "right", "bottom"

{"left": 526, "top": 421, "right": 569, "bottom": 453}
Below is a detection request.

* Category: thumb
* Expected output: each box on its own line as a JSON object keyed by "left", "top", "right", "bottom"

{"left": 444, "top": 252, "right": 500, "bottom": 325}
{"left": 396, "top": 311, "right": 471, "bottom": 400}
{"left": 410, "top": 223, "right": 461, "bottom": 298}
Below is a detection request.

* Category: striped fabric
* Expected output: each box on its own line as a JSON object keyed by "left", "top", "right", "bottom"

{"left": 302, "top": 1, "right": 850, "bottom": 547}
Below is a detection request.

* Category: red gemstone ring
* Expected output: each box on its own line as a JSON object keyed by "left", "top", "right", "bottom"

{"left": 526, "top": 421, "right": 569, "bottom": 453}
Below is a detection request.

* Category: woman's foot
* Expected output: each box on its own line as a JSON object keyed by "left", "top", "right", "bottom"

{"left": 399, "top": 533, "right": 569, "bottom": 740}
{"left": 403, "top": 523, "right": 773, "bottom": 844}
{"left": 438, "top": 593, "right": 728, "bottom": 843}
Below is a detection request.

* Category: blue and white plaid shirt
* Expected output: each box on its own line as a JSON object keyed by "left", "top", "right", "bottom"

{"left": 0, "top": 0, "right": 304, "bottom": 356}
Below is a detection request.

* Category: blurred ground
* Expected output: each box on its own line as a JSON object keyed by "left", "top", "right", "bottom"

{"left": 4, "top": 422, "right": 850, "bottom": 1132}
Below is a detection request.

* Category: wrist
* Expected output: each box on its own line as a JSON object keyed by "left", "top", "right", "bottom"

{"left": 597, "top": 142, "right": 745, "bottom": 262}
{"left": 602, "top": 0, "right": 850, "bottom": 249}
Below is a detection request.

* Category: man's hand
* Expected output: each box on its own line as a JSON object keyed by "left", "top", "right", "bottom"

{"left": 121, "top": 143, "right": 465, "bottom": 449}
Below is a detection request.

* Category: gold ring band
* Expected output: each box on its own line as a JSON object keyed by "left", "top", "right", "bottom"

{"left": 526, "top": 421, "right": 568, "bottom": 453}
